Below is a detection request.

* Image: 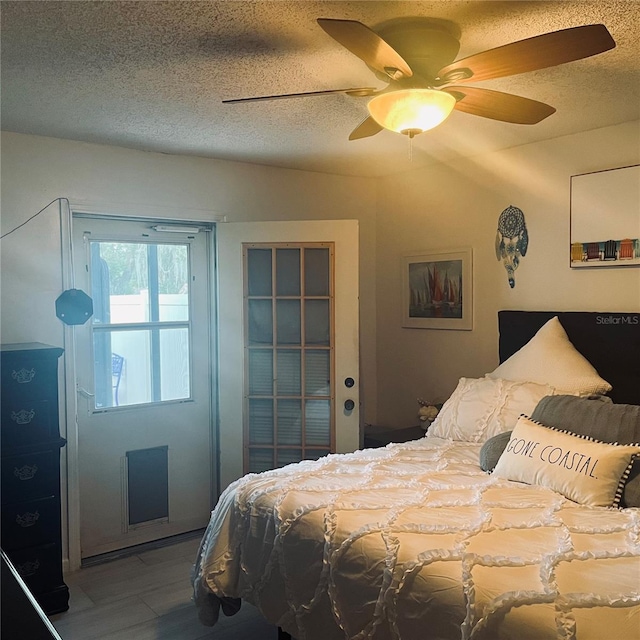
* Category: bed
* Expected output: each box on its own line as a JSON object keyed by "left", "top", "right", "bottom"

{"left": 192, "top": 311, "right": 640, "bottom": 640}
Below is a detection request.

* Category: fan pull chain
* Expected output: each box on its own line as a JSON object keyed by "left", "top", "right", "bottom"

{"left": 408, "top": 134, "right": 413, "bottom": 162}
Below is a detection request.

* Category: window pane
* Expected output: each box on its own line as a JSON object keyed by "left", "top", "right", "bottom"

{"left": 249, "top": 448, "right": 274, "bottom": 473}
{"left": 277, "top": 449, "right": 302, "bottom": 468}
{"left": 276, "top": 350, "right": 301, "bottom": 396}
{"left": 277, "top": 399, "right": 302, "bottom": 445}
{"left": 276, "top": 300, "right": 301, "bottom": 344}
{"left": 249, "top": 399, "right": 273, "bottom": 444}
{"left": 248, "top": 299, "right": 273, "bottom": 345}
{"left": 276, "top": 249, "right": 300, "bottom": 296}
{"left": 94, "top": 330, "right": 151, "bottom": 408}
{"left": 92, "top": 242, "right": 149, "bottom": 324}
{"left": 94, "top": 328, "right": 191, "bottom": 408}
{"left": 244, "top": 243, "right": 335, "bottom": 476}
{"left": 91, "top": 242, "right": 190, "bottom": 324}
{"left": 305, "top": 300, "right": 330, "bottom": 345}
{"left": 305, "top": 248, "right": 329, "bottom": 296}
{"left": 249, "top": 350, "right": 273, "bottom": 396}
{"left": 305, "top": 350, "right": 330, "bottom": 396}
{"left": 247, "top": 248, "right": 272, "bottom": 296}
{"left": 305, "top": 400, "right": 331, "bottom": 446}
{"left": 159, "top": 327, "right": 190, "bottom": 401}
{"left": 157, "top": 244, "right": 189, "bottom": 321}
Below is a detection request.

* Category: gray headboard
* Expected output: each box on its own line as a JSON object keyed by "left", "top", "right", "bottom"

{"left": 498, "top": 311, "right": 640, "bottom": 406}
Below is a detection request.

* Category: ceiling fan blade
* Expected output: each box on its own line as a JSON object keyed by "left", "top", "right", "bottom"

{"left": 317, "top": 18, "right": 413, "bottom": 80}
{"left": 437, "top": 24, "right": 615, "bottom": 84}
{"left": 222, "top": 87, "right": 377, "bottom": 104}
{"left": 349, "top": 116, "right": 383, "bottom": 140}
{"left": 444, "top": 86, "right": 556, "bottom": 124}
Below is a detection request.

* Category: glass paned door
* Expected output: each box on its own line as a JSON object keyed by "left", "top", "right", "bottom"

{"left": 89, "top": 240, "right": 191, "bottom": 409}
{"left": 216, "top": 219, "right": 359, "bottom": 492}
{"left": 244, "top": 244, "right": 334, "bottom": 473}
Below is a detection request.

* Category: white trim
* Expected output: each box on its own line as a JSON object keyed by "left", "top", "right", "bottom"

{"left": 69, "top": 200, "right": 227, "bottom": 222}
{"left": 208, "top": 226, "right": 220, "bottom": 505}
{"left": 59, "top": 200, "right": 83, "bottom": 571}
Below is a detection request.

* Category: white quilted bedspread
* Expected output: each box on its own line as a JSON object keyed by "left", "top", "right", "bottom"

{"left": 193, "top": 437, "right": 640, "bottom": 640}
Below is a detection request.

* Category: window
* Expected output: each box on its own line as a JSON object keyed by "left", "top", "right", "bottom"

{"left": 244, "top": 244, "right": 334, "bottom": 472}
{"left": 90, "top": 241, "right": 191, "bottom": 408}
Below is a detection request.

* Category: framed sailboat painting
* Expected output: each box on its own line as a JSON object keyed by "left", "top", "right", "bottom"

{"left": 402, "top": 249, "right": 473, "bottom": 330}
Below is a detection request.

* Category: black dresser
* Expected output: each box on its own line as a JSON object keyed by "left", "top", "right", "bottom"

{"left": 1, "top": 343, "right": 69, "bottom": 614}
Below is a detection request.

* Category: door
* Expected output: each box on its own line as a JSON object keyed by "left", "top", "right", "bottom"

{"left": 73, "top": 216, "right": 214, "bottom": 559}
{"left": 217, "top": 220, "right": 359, "bottom": 490}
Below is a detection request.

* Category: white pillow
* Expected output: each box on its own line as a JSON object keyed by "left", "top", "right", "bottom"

{"left": 493, "top": 415, "right": 640, "bottom": 507}
{"left": 487, "top": 316, "right": 612, "bottom": 396}
{"left": 427, "top": 376, "right": 558, "bottom": 443}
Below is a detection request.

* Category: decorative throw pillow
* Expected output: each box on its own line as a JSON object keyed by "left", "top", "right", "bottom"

{"left": 487, "top": 316, "right": 612, "bottom": 396}
{"left": 427, "top": 377, "right": 557, "bottom": 443}
{"left": 479, "top": 431, "right": 512, "bottom": 472}
{"left": 530, "top": 394, "right": 640, "bottom": 508}
{"left": 492, "top": 415, "right": 640, "bottom": 507}
{"left": 531, "top": 394, "right": 640, "bottom": 444}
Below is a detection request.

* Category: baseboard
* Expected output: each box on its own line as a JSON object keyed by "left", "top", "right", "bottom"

{"left": 81, "top": 528, "right": 205, "bottom": 568}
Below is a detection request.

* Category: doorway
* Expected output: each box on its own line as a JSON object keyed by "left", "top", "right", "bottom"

{"left": 217, "top": 220, "right": 360, "bottom": 490}
{"left": 72, "top": 216, "right": 214, "bottom": 559}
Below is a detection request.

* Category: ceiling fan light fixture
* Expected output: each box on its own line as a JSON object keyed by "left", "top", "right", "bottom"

{"left": 367, "top": 89, "right": 456, "bottom": 136}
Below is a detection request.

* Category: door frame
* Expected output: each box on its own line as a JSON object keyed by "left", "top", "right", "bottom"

{"left": 61, "top": 203, "right": 222, "bottom": 571}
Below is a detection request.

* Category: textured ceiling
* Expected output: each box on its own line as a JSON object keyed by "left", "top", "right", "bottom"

{"left": 2, "top": 1, "right": 639, "bottom": 177}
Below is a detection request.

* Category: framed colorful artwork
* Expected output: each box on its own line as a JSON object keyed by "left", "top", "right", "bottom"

{"left": 570, "top": 164, "right": 640, "bottom": 268}
{"left": 401, "top": 248, "right": 473, "bottom": 330}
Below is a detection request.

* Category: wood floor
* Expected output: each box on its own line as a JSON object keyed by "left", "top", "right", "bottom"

{"left": 49, "top": 535, "right": 279, "bottom": 640}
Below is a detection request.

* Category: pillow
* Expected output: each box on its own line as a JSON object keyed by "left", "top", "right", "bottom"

{"left": 531, "top": 394, "right": 640, "bottom": 444}
{"left": 623, "top": 473, "right": 640, "bottom": 508}
{"left": 531, "top": 394, "right": 640, "bottom": 507}
{"left": 487, "top": 316, "right": 612, "bottom": 396}
{"left": 492, "top": 415, "right": 640, "bottom": 507}
{"left": 427, "top": 376, "right": 557, "bottom": 442}
{"left": 479, "top": 431, "right": 512, "bottom": 472}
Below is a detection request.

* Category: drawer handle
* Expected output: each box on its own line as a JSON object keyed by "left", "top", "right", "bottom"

{"left": 14, "top": 464, "right": 38, "bottom": 480}
{"left": 16, "top": 511, "right": 40, "bottom": 528}
{"left": 11, "top": 409, "right": 36, "bottom": 425}
{"left": 11, "top": 367, "right": 36, "bottom": 384}
{"left": 17, "top": 559, "right": 40, "bottom": 577}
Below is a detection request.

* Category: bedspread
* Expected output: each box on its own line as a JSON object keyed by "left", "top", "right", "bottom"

{"left": 192, "top": 437, "right": 640, "bottom": 640}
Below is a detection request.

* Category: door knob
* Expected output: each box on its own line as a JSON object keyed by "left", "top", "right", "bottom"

{"left": 344, "top": 399, "right": 355, "bottom": 411}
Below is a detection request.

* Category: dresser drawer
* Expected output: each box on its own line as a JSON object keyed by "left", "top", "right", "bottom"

{"left": 1, "top": 399, "right": 56, "bottom": 447}
{"left": 1, "top": 496, "right": 61, "bottom": 551}
{"left": 6, "top": 542, "right": 64, "bottom": 596}
{"left": 1, "top": 449, "right": 59, "bottom": 504}
{"left": 1, "top": 351, "right": 60, "bottom": 398}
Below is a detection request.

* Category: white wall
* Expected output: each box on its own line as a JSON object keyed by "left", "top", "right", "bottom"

{"left": 3, "top": 123, "right": 638, "bottom": 435}
{"left": 375, "top": 120, "right": 640, "bottom": 427}
{"left": 0, "top": 131, "right": 379, "bottom": 422}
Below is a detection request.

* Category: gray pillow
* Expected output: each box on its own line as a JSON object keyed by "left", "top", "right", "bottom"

{"left": 530, "top": 395, "right": 640, "bottom": 444}
{"left": 622, "top": 472, "right": 640, "bottom": 508}
{"left": 530, "top": 395, "right": 640, "bottom": 507}
{"left": 480, "top": 431, "right": 512, "bottom": 472}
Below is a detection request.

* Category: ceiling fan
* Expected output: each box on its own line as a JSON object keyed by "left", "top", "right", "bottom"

{"left": 223, "top": 18, "right": 616, "bottom": 140}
